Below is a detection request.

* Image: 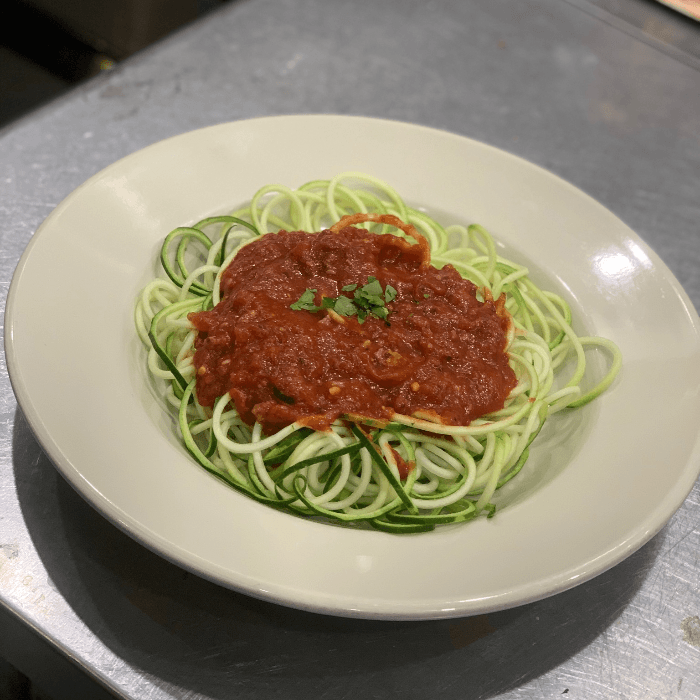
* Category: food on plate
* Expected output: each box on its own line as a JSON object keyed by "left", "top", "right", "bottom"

{"left": 135, "top": 173, "right": 621, "bottom": 532}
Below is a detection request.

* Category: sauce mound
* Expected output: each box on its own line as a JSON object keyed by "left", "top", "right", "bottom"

{"left": 190, "top": 226, "right": 516, "bottom": 433}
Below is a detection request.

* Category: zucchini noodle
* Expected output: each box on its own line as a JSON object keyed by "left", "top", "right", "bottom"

{"left": 135, "top": 172, "right": 621, "bottom": 533}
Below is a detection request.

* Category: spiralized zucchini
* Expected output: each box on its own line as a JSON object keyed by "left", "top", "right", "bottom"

{"left": 135, "top": 172, "right": 621, "bottom": 533}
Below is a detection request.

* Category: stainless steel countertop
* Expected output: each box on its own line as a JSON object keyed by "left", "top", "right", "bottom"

{"left": 1, "top": 0, "right": 699, "bottom": 698}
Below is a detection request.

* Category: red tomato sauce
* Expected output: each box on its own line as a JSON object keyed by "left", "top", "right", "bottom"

{"left": 189, "top": 226, "right": 516, "bottom": 434}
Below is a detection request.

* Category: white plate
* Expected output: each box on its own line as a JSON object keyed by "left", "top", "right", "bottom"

{"left": 7, "top": 116, "right": 700, "bottom": 619}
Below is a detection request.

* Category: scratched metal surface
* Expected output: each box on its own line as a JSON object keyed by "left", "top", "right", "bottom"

{"left": 1, "top": 0, "right": 699, "bottom": 697}
{"left": 577, "top": 0, "right": 700, "bottom": 65}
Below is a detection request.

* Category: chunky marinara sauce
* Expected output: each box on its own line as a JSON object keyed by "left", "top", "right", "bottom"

{"left": 189, "top": 225, "right": 516, "bottom": 433}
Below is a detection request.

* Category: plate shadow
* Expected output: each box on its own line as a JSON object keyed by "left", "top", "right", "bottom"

{"left": 13, "top": 407, "right": 663, "bottom": 699}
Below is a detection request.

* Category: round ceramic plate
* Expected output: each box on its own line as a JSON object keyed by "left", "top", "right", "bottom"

{"left": 6, "top": 116, "right": 700, "bottom": 619}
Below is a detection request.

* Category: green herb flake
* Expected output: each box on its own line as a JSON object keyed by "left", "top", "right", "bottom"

{"left": 333, "top": 295, "right": 357, "bottom": 316}
{"left": 341, "top": 283, "right": 358, "bottom": 292}
{"left": 361, "top": 277, "right": 383, "bottom": 297}
{"left": 290, "top": 289, "right": 319, "bottom": 311}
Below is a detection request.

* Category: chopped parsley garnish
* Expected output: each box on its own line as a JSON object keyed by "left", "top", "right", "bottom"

{"left": 289, "top": 288, "right": 318, "bottom": 312}
{"left": 332, "top": 295, "right": 357, "bottom": 317}
{"left": 290, "top": 277, "right": 397, "bottom": 324}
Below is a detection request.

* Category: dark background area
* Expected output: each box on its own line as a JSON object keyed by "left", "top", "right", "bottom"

{"left": 0, "top": 0, "right": 229, "bottom": 129}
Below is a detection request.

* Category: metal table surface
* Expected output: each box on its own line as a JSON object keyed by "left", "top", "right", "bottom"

{"left": 1, "top": 0, "right": 699, "bottom": 698}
